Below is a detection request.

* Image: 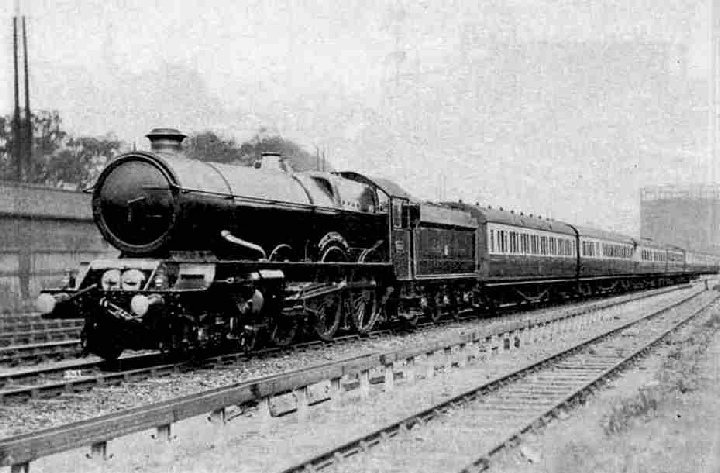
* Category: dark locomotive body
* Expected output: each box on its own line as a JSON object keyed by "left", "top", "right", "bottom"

{"left": 38, "top": 128, "right": 720, "bottom": 361}
{"left": 93, "top": 140, "right": 389, "bottom": 262}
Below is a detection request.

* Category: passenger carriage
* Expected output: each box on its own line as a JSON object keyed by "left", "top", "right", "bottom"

{"left": 572, "top": 225, "right": 636, "bottom": 294}
{"left": 666, "top": 245, "right": 686, "bottom": 277}
{"left": 636, "top": 238, "right": 669, "bottom": 276}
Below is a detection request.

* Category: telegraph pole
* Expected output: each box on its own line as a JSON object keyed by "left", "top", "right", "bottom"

{"left": 22, "top": 15, "right": 32, "bottom": 181}
{"left": 12, "top": 0, "right": 31, "bottom": 183}
{"left": 710, "top": 0, "right": 719, "bottom": 184}
{"left": 12, "top": 10, "right": 21, "bottom": 182}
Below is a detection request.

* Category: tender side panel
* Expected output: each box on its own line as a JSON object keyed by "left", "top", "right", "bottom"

{"left": 414, "top": 226, "right": 476, "bottom": 277}
{"left": 412, "top": 203, "right": 478, "bottom": 279}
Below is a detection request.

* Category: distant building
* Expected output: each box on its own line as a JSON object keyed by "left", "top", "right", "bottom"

{"left": 640, "top": 185, "right": 720, "bottom": 253}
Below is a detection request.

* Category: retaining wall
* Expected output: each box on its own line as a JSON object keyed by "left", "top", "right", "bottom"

{"left": 0, "top": 181, "right": 116, "bottom": 309}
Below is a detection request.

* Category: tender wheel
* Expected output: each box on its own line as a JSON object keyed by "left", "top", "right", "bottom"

{"left": 448, "top": 292, "right": 461, "bottom": 320}
{"left": 428, "top": 294, "right": 443, "bottom": 323}
{"left": 349, "top": 290, "right": 378, "bottom": 335}
{"left": 240, "top": 330, "right": 261, "bottom": 353}
{"left": 402, "top": 310, "right": 420, "bottom": 329}
{"left": 268, "top": 316, "right": 298, "bottom": 347}
{"left": 483, "top": 295, "right": 497, "bottom": 316}
{"left": 310, "top": 294, "right": 343, "bottom": 341}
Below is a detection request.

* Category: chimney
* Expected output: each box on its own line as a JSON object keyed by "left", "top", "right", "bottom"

{"left": 146, "top": 128, "right": 186, "bottom": 153}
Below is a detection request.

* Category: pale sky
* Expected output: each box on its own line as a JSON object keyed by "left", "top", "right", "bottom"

{"left": 0, "top": 0, "right": 714, "bottom": 235}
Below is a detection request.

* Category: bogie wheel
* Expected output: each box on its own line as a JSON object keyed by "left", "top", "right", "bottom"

{"left": 97, "top": 344, "right": 123, "bottom": 363}
{"left": 79, "top": 325, "right": 91, "bottom": 355}
{"left": 82, "top": 323, "right": 123, "bottom": 363}
{"left": 269, "top": 316, "right": 298, "bottom": 347}
{"left": 310, "top": 294, "right": 343, "bottom": 341}
{"left": 349, "top": 290, "right": 378, "bottom": 335}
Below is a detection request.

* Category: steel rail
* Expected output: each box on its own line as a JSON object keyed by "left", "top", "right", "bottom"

{"left": 0, "top": 285, "right": 685, "bottom": 401}
{"left": 0, "top": 283, "right": 691, "bottom": 368}
{"left": 0, "top": 340, "right": 81, "bottom": 366}
{"left": 460, "top": 295, "right": 716, "bottom": 472}
{"left": 0, "top": 318, "right": 82, "bottom": 333}
{"left": 0, "top": 286, "right": 702, "bottom": 471}
{"left": 276, "top": 289, "right": 713, "bottom": 473}
{"left": 0, "top": 326, "right": 81, "bottom": 347}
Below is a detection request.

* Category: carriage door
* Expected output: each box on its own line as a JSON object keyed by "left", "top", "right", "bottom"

{"left": 390, "top": 198, "right": 414, "bottom": 280}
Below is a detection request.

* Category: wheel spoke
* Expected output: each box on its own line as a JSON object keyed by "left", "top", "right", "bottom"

{"left": 312, "top": 294, "right": 342, "bottom": 340}
{"left": 350, "top": 290, "right": 378, "bottom": 334}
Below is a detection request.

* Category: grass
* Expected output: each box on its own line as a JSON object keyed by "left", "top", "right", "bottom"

{"left": 599, "top": 311, "right": 720, "bottom": 436}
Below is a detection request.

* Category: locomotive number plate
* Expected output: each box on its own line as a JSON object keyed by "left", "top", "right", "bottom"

{"left": 395, "top": 240, "right": 405, "bottom": 252}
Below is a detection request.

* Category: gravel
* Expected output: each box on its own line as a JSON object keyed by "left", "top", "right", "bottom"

{"left": 0, "top": 285, "right": 699, "bottom": 439}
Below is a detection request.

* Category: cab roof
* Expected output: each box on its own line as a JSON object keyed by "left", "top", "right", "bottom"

{"left": 335, "top": 172, "right": 415, "bottom": 200}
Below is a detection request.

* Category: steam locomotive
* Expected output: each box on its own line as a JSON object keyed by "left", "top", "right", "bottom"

{"left": 37, "top": 128, "right": 719, "bottom": 361}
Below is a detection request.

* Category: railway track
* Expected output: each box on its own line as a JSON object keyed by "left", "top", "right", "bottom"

{"left": 0, "top": 340, "right": 82, "bottom": 366}
{"left": 0, "top": 284, "right": 695, "bottom": 368}
{"left": 0, "top": 334, "right": 374, "bottom": 403}
{"left": 0, "top": 285, "right": 692, "bottom": 402}
{"left": 0, "top": 316, "right": 82, "bottom": 333}
{"left": 282, "top": 285, "right": 716, "bottom": 473}
{"left": 0, "top": 285, "right": 711, "bottom": 473}
{"left": 0, "top": 325, "right": 81, "bottom": 348}
{"left": 0, "top": 316, "right": 83, "bottom": 366}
